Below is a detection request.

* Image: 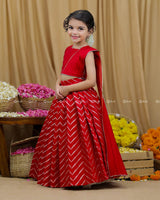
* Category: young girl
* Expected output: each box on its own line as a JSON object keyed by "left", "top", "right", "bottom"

{"left": 29, "top": 10, "right": 127, "bottom": 188}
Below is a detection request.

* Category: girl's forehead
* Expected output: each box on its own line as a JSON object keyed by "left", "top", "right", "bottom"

{"left": 69, "top": 18, "right": 87, "bottom": 27}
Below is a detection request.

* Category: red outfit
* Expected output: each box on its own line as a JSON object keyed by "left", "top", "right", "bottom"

{"left": 29, "top": 45, "right": 127, "bottom": 188}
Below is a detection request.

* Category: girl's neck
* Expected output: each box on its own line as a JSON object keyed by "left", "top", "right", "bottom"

{"left": 72, "top": 43, "right": 88, "bottom": 49}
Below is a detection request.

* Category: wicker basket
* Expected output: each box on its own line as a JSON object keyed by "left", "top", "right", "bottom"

{"left": 0, "top": 97, "right": 16, "bottom": 112}
{"left": 109, "top": 113, "right": 141, "bottom": 148}
{"left": 10, "top": 136, "right": 38, "bottom": 178}
{"left": 18, "top": 95, "right": 55, "bottom": 111}
{"left": 10, "top": 152, "right": 34, "bottom": 177}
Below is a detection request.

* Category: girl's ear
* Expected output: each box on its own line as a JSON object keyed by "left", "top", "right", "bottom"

{"left": 89, "top": 28, "right": 94, "bottom": 34}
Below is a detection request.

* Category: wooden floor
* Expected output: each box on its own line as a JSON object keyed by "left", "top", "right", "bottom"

{"left": 0, "top": 177, "right": 159, "bottom": 200}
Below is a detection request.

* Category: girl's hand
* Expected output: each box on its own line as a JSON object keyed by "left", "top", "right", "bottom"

{"left": 55, "top": 85, "right": 64, "bottom": 100}
{"left": 59, "top": 86, "right": 70, "bottom": 97}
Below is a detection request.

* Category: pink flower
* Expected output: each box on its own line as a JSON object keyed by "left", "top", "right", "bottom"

{"left": 18, "top": 109, "right": 49, "bottom": 117}
{"left": 18, "top": 83, "right": 55, "bottom": 98}
{"left": 11, "top": 147, "right": 35, "bottom": 155}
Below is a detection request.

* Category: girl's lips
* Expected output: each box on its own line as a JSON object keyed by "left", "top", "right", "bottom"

{"left": 72, "top": 36, "right": 79, "bottom": 39}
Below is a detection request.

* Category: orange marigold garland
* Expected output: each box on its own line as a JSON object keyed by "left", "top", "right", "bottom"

{"left": 141, "top": 127, "right": 160, "bottom": 160}
{"left": 155, "top": 155, "right": 160, "bottom": 159}
{"left": 140, "top": 176, "right": 149, "bottom": 180}
{"left": 151, "top": 130, "right": 160, "bottom": 139}
{"left": 156, "top": 127, "right": 160, "bottom": 132}
{"left": 130, "top": 174, "right": 141, "bottom": 181}
{"left": 147, "top": 128, "right": 156, "bottom": 134}
{"left": 141, "top": 145, "right": 150, "bottom": 151}
{"left": 129, "top": 171, "right": 160, "bottom": 181}
{"left": 150, "top": 174, "right": 160, "bottom": 180}
{"left": 155, "top": 170, "right": 160, "bottom": 175}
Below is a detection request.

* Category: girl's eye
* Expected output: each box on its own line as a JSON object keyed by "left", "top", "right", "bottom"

{"left": 79, "top": 27, "right": 84, "bottom": 31}
{"left": 68, "top": 26, "right": 85, "bottom": 31}
{"left": 68, "top": 26, "right": 73, "bottom": 29}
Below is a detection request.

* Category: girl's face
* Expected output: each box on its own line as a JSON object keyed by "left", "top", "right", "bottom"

{"left": 68, "top": 18, "right": 91, "bottom": 48}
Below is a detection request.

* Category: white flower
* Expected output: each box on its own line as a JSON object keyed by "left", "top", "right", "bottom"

{"left": 0, "top": 81, "right": 18, "bottom": 100}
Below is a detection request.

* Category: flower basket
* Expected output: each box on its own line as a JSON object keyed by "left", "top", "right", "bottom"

{"left": 10, "top": 136, "right": 38, "bottom": 178}
{"left": 109, "top": 113, "right": 140, "bottom": 148}
{"left": 0, "top": 97, "right": 16, "bottom": 112}
{"left": 0, "top": 81, "right": 18, "bottom": 112}
{"left": 18, "top": 95, "right": 55, "bottom": 111}
{"left": 10, "top": 152, "right": 34, "bottom": 178}
{"left": 17, "top": 83, "right": 55, "bottom": 111}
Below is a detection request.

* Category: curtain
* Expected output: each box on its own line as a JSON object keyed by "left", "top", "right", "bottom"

{"left": 0, "top": 0, "right": 160, "bottom": 133}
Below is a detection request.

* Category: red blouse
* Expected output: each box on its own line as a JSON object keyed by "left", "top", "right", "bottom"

{"left": 61, "top": 45, "right": 98, "bottom": 78}
{"left": 61, "top": 45, "right": 103, "bottom": 102}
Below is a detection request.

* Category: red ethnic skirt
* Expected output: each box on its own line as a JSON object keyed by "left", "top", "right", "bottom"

{"left": 29, "top": 78, "right": 127, "bottom": 187}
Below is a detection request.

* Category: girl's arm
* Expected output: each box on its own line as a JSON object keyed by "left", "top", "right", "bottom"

{"left": 59, "top": 51, "right": 96, "bottom": 97}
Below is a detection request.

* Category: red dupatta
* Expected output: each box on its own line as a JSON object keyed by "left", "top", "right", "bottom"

{"left": 94, "top": 51, "right": 127, "bottom": 177}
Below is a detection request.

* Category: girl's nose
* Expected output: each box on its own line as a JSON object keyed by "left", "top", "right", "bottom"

{"left": 72, "top": 28, "right": 78, "bottom": 34}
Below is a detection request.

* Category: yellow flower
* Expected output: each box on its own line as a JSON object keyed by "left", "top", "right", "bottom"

{"left": 115, "top": 136, "right": 121, "bottom": 146}
{"left": 120, "top": 136, "right": 131, "bottom": 147}
{"left": 110, "top": 119, "right": 121, "bottom": 131}
{"left": 109, "top": 114, "right": 115, "bottom": 121}
{"left": 119, "top": 118, "right": 128, "bottom": 128}
{"left": 110, "top": 119, "right": 119, "bottom": 127}
{"left": 109, "top": 114, "right": 138, "bottom": 147}
{"left": 121, "top": 127, "right": 131, "bottom": 135}
{"left": 113, "top": 130, "right": 119, "bottom": 136}
{"left": 118, "top": 130, "right": 126, "bottom": 136}
{"left": 128, "top": 122, "right": 138, "bottom": 133}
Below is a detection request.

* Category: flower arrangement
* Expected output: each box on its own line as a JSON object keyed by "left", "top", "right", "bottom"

{"left": 141, "top": 127, "right": 160, "bottom": 160}
{"left": 19, "top": 109, "right": 49, "bottom": 117}
{"left": 119, "top": 147, "right": 144, "bottom": 153}
{"left": 0, "top": 81, "right": 18, "bottom": 100}
{"left": 155, "top": 170, "right": 160, "bottom": 175}
{"left": 0, "top": 112, "right": 24, "bottom": 117}
{"left": 130, "top": 174, "right": 141, "bottom": 181}
{"left": 130, "top": 171, "right": 160, "bottom": 181}
{"left": 18, "top": 83, "right": 55, "bottom": 99}
{"left": 109, "top": 114, "right": 138, "bottom": 147}
{"left": 150, "top": 174, "right": 160, "bottom": 180}
{"left": 0, "top": 110, "right": 48, "bottom": 118}
{"left": 11, "top": 147, "right": 34, "bottom": 155}
{"left": 140, "top": 176, "right": 149, "bottom": 180}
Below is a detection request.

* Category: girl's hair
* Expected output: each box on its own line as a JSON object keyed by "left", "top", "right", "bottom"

{"left": 63, "top": 10, "right": 95, "bottom": 32}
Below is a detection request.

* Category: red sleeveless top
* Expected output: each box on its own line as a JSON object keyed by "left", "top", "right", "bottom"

{"left": 61, "top": 45, "right": 102, "bottom": 101}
